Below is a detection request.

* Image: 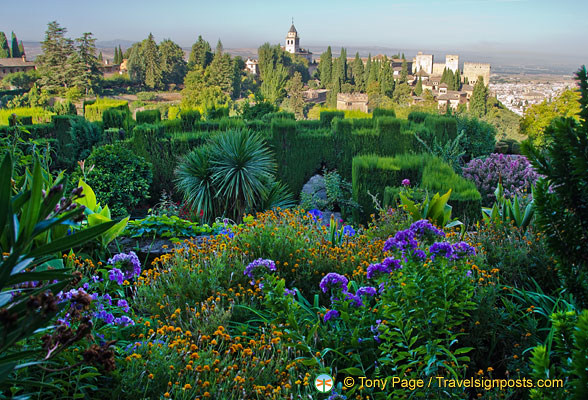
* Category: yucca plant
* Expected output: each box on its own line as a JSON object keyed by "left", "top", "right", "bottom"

{"left": 176, "top": 129, "right": 293, "bottom": 223}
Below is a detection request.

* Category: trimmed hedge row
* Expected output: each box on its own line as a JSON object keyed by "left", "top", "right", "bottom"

{"left": 84, "top": 99, "right": 130, "bottom": 122}
{"left": 352, "top": 154, "right": 481, "bottom": 222}
{"left": 136, "top": 109, "right": 161, "bottom": 125}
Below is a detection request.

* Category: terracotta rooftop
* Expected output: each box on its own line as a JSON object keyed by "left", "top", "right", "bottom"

{"left": 0, "top": 58, "right": 35, "bottom": 67}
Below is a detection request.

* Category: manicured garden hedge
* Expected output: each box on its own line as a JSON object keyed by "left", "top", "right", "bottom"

{"left": 0, "top": 107, "right": 55, "bottom": 126}
{"left": 84, "top": 98, "right": 129, "bottom": 122}
{"left": 352, "top": 154, "right": 481, "bottom": 222}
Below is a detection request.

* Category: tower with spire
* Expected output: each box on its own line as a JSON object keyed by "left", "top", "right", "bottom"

{"left": 282, "top": 19, "right": 313, "bottom": 63}
{"left": 285, "top": 19, "right": 300, "bottom": 54}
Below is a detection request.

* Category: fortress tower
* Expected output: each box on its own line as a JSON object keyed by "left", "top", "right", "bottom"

{"left": 463, "top": 62, "right": 491, "bottom": 86}
{"left": 445, "top": 55, "right": 459, "bottom": 73}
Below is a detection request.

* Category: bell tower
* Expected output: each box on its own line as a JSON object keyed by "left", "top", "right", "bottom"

{"left": 285, "top": 19, "right": 299, "bottom": 54}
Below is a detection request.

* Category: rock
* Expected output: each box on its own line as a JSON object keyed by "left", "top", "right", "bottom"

{"left": 301, "top": 174, "right": 327, "bottom": 203}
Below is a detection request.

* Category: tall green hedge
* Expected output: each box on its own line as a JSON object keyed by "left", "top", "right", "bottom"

{"left": 352, "top": 154, "right": 481, "bottom": 222}
{"left": 84, "top": 99, "right": 129, "bottom": 122}
{"left": 372, "top": 108, "right": 396, "bottom": 118}
{"left": 136, "top": 109, "right": 161, "bottom": 125}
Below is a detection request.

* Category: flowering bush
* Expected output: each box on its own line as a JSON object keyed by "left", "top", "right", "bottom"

{"left": 462, "top": 153, "right": 541, "bottom": 206}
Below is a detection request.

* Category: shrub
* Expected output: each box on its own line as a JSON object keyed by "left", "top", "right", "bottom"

{"left": 55, "top": 116, "right": 102, "bottom": 169}
{"left": 372, "top": 108, "right": 396, "bottom": 118}
{"left": 456, "top": 115, "right": 496, "bottom": 159}
{"left": 407, "top": 110, "right": 429, "bottom": 123}
{"left": 167, "top": 105, "right": 180, "bottom": 120}
{"left": 53, "top": 99, "right": 77, "bottom": 116}
{"left": 72, "top": 144, "right": 152, "bottom": 218}
{"left": 136, "top": 109, "right": 161, "bottom": 125}
{"left": 180, "top": 109, "right": 201, "bottom": 131}
{"left": 319, "top": 110, "right": 344, "bottom": 126}
{"left": 240, "top": 101, "right": 278, "bottom": 120}
{"left": 84, "top": 98, "right": 129, "bottom": 122}
{"left": 0, "top": 106, "right": 55, "bottom": 125}
{"left": 522, "top": 66, "right": 588, "bottom": 306}
{"left": 462, "top": 153, "right": 540, "bottom": 206}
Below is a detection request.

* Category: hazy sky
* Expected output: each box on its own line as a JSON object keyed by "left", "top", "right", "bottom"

{"left": 1, "top": 0, "right": 587, "bottom": 59}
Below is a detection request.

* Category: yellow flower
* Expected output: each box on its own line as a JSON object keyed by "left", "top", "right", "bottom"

{"left": 183, "top": 384, "right": 192, "bottom": 390}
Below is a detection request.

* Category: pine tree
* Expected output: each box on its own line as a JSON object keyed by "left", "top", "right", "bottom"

{"left": 351, "top": 52, "right": 365, "bottom": 92}
{"left": 143, "top": 33, "right": 163, "bottom": 89}
{"left": 188, "top": 35, "right": 212, "bottom": 69}
{"left": 0, "top": 32, "right": 10, "bottom": 58}
{"left": 127, "top": 42, "right": 146, "bottom": 84}
{"left": 470, "top": 76, "right": 488, "bottom": 117}
{"left": 11, "top": 32, "right": 20, "bottom": 58}
{"left": 73, "top": 32, "right": 101, "bottom": 94}
{"left": 208, "top": 42, "right": 236, "bottom": 97}
{"left": 415, "top": 77, "right": 423, "bottom": 96}
{"left": 318, "top": 46, "right": 332, "bottom": 89}
{"left": 159, "top": 39, "right": 187, "bottom": 86}
{"left": 283, "top": 71, "right": 305, "bottom": 119}
{"left": 37, "top": 21, "right": 75, "bottom": 91}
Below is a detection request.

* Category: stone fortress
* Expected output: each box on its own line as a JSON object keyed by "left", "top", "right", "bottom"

{"left": 414, "top": 52, "right": 490, "bottom": 86}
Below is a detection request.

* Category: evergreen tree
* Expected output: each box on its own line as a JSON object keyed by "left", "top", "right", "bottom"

{"left": 351, "top": 52, "right": 365, "bottom": 92}
{"left": 400, "top": 58, "right": 408, "bottom": 83}
{"left": 470, "top": 77, "right": 488, "bottom": 118}
{"left": 367, "top": 57, "right": 379, "bottom": 88}
{"left": 283, "top": 71, "right": 305, "bottom": 119}
{"left": 454, "top": 70, "right": 461, "bottom": 91}
{"left": 118, "top": 45, "right": 123, "bottom": 61}
{"left": 318, "top": 46, "right": 332, "bottom": 88}
{"left": 127, "top": 42, "right": 146, "bottom": 85}
{"left": 338, "top": 48, "right": 347, "bottom": 82}
{"left": 392, "top": 82, "right": 412, "bottom": 105}
{"left": 0, "top": 32, "right": 10, "bottom": 58}
{"left": 11, "top": 32, "right": 20, "bottom": 58}
{"left": 73, "top": 32, "right": 101, "bottom": 94}
{"left": 159, "top": 39, "right": 187, "bottom": 85}
{"left": 188, "top": 35, "right": 212, "bottom": 69}
{"left": 380, "top": 57, "right": 394, "bottom": 98}
{"left": 114, "top": 47, "right": 120, "bottom": 64}
{"left": 364, "top": 54, "right": 372, "bottom": 87}
{"left": 143, "top": 33, "right": 163, "bottom": 89}
{"left": 260, "top": 63, "right": 289, "bottom": 104}
{"left": 98, "top": 51, "right": 103, "bottom": 62}
{"left": 208, "top": 41, "right": 237, "bottom": 97}
{"left": 441, "top": 68, "right": 448, "bottom": 84}
{"left": 415, "top": 77, "right": 423, "bottom": 96}
{"left": 18, "top": 41, "right": 25, "bottom": 57}
{"left": 37, "top": 21, "right": 75, "bottom": 92}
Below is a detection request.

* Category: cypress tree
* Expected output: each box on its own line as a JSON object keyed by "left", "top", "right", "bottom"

{"left": 415, "top": 77, "right": 423, "bottom": 96}
{"left": 364, "top": 54, "right": 372, "bottom": 87}
{"left": 11, "top": 32, "right": 20, "bottom": 58}
{"left": 454, "top": 70, "right": 461, "bottom": 90}
{"left": 118, "top": 45, "right": 124, "bottom": 62}
{"left": 380, "top": 56, "right": 394, "bottom": 98}
{"left": 98, "top": 51, "right": 103, "bottom": 62}
{"left": 0, "top": 32, "right": 10, "bottom": 58}
{"left": 318, "top": 46, "right": 332, "bottom": 88}
{"left": 18, "top": 41, "right": 25, "bottom": 57}
{"left": 400, "top": 58, "right": 408, "bottom": 83}
{"left": 339, "top": 48, "right": 347, "bottom": 82}
{"left": 352, "top": 52, "right": 365, "bottom": 92}
{"left": 470, "top": 76, "right": 488, "bottom": 118}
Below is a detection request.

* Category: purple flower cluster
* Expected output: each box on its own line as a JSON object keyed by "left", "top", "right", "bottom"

{"left": 342, "top": 225, "right": 355, "bottom": 237}
{"left": 462, "top": 154, "right": 541, "bottom": 206}
{"left": 108, "top": 251, "right": 141, "bottom": 280}
{"left": 366, "top": 257, "right": 402, "bottom": 279}
{"left": 319, "top": 273, "right": 349, "bottom": 293}
{"left": 383, "top": 229, "right": 418, "bottom": 253}
{"left": 356, "top": 286, "right": 377, "bottom": 298}
{"left": 402, "top": 179, "right": 410, "bottom": 187}
{"left": 452, "top": 241, "right": 477, "bottom": 258}
{"left": 410, "top": 220, "right": 445, "bottom": 239}
{"left": 308, "top": 209, "right": 323, "bottom": 220}
{"left": 343, "top": 291, "right": 364, "bottom": 307}
{"left": 429, "top": 241, "right": 477, "bottom": 260}
{"left": 323, "top": 309, "right": 340, "bottom": 322}
{"left": 244, "top": 258, "right": 277, "bottom": 280}
{"left": 284, "top": 288, "right": 297, "bottom": 297}
{"left": 109, "top": 268, "right": 125, "bottom": 285}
